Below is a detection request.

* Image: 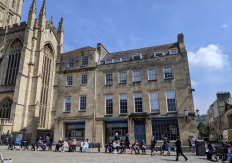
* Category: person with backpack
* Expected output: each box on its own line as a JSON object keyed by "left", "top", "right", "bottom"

{"left": 151, "top": 135, "right": 157, "bottom": 152}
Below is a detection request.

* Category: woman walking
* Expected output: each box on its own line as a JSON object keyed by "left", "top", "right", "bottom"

{"left": 175, "top": 136, "right": 188, "bottom": 161}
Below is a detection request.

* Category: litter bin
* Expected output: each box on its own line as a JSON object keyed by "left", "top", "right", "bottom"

{"left": 196, "top": 140, "right": 205, "bottom": 156}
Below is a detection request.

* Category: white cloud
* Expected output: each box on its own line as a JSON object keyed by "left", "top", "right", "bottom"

{"left": 191, "top": 80, "right": 198, "bottom": 87}
{"left": 222, "top": 24, "right": 228, "bottom": 28}
{"left": 188, "top": 44, "right": 229, "bottom": 72}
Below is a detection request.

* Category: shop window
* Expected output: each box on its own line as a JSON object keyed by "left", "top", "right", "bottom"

{"left": 66, "top": 123, "right": 85, "bottom": 141}
{"left": 151, "top": 118, "right": 180, "bottom": 141}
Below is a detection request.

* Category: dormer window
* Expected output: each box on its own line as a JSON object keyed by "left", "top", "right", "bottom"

{"left": 132, "top": 55, "right": 142, "bottom": 60}
{"left": 169, "top": 50, "right": 178, "bottom": 54}
{"left": 105, "top": 58, "right": 122, "bottom": 64}
{"left": 154, "top": 52, "right": 163, "bottom": 57}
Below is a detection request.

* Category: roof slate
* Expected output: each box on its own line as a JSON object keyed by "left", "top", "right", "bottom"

{"left": 100, "top": 42, "right": 179, "bottom": 64}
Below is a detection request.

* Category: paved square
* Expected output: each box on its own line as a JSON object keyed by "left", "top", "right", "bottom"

{"left": 0, "top": 146, "right": 213, "bottom": 163}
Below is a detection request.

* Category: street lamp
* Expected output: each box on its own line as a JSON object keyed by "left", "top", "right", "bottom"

{"left": 196, "top": 109, "right": 200, "bottom": 117}
{"left": 184, "top": 108, "right": 188, "bottom": 124}
{"left": 55, "top": 114, "right": 58, "bottom": 121}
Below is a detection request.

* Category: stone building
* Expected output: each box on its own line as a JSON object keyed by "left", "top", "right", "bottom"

{"left": 54, "top": 34, "right": 197, "bottom": 146}
{"left": 225, "top": 98, "right": 232, "bottom": 129}
{"left": 207, "top": 92, "right": 231, "bottom": 139}
{"left": 0, "top": 0, "right": 23, "bottom": 28}
{"left": 0, "top": 0, "right": 64, "bottom": 142}
{"left": 0, "top": 0, "right": 197, "bottom": 146}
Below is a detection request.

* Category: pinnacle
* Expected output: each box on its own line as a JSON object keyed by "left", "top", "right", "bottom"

{"left": 39, "top": 0, "right": 46, "bottom": 15}
{"left": 29, "top": 0, "right": 36, "bottom": 12}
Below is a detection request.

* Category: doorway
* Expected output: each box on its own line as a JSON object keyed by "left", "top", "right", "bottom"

{"left": 134, "top": 120, "right": 146, "bottom": 143}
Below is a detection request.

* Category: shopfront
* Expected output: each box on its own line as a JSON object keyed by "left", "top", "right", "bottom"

{"left": 151, "top": 117, "right": 180, "bottom": 141}
{"left": 105, "top": 119, "right": 128, "bottom": 143}
{"left": 66, "top": 121, "right": 85, "bottom": 141}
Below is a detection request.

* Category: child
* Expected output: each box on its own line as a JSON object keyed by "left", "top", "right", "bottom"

{"left": 107, "top": 140, "right": 113, "bottom": 153}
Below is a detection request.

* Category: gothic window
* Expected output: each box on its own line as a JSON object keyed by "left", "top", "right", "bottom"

{"left": 39, "top": 44, "right": 52, "bottom": 128}
{"left": 0, "top": 99, "right": 13, "bottom": 119}
{"left": 5, "top": 39, "right": 22, "bottom": 85}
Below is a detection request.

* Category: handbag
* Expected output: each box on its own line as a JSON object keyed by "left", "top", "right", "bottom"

{"left": 131, "top": 150, "right": 135, "bottom": 155}
{"left": 89, "top": 144, "right": 92, "bottom": 148}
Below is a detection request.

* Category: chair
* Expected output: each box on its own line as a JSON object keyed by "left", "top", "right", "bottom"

{"left": 0, "top": 152, "right": 12, "bottom": 163}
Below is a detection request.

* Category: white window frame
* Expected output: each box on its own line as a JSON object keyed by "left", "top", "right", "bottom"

{"left": 81, "top": 56, "right": 88, "bottom": 66}
{"left": 79, "top": 96, "right": 87, "bottom": 111}
{"left": 148, "top": 68, "right": 157, "bottom": 80}
{"left": 164, "top": 67, "right": 173, "bottom": 79}
{"left": 134, "top": 93, "right": 143, "bottom": 113}
{"left": 105, "top": 58, "right": 122, "bottom": 64}
{"left": 105, "top": 74, "right": 113, "bottom": 85}
{"left": 66, "top": 76, "right": 72, "bottom": 86}
{"left": 169, "top": 49, "right": 178, "bottom": 55}
{"left": 81, "top": 74, "right": 88, "bottom": 85}
{"left": 132, "top": 55, "right": 142, "bottom": 60}
{"left": 64, "top": 97, "right": 71, "bottom": 112}
{"left": 166, "top": 90, "right": 177, "bottom": 112}
{"left": 105, "top": 60, "right": 112, "bottom": 64}
{"left": 67, "top": 58, "right": 74, "bottom": 68}
{"left": 133, "top": 70, "right": 141, "bottom": 82}
{"left": 105, "top": 95, "right": 113, "bottom": 115}
{"left": 150, "top": 92, "right": 160, "bottom": 113}
{"left": 119, "top": 72, "right": 127, "bottom": 84}
{"left": 154, "top": 52, "right": 164, "bottom": 57}
{"left": 120, "top": 94, "right": 127, "bottom": 114}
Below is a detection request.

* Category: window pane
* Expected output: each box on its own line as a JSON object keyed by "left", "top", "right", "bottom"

{"left": 82, "top": 56, "right": 88, "bottom": 66}
{"left": 66, "top": 76, "right": 72, "bottom": 86}
{"left": 105, "top": 60, "right": 112, "bottom": 64}
{"left": 133, "top": 70, "right": 141, "bottom": 82}
{"left": 80, "top": 96, "right": 86, "bottom": 110}
{"left": 134, "top": 93, "right": 143, "bottom": 113}
{"left": 170, "top": 50, "right": 177, "bottom": 54}
{"left": 106, "top": 74, "right": 113, "bottom": 85}
{"left": 164, "top": 67, "right": 173, "bottom": 79}
{"left": 150, "top": 92, "right": 159, "bottom": 113}
{"left": 133, "top": 55, "right": 141, "bottom": 60}
{"left": 155, "top": 52, "right": 163, "bottom": 56}
{"left": 148, "top": 68, "right": 157, "bottom": 80}
{"left": 67, "top": 58, "right": 74, "bottom": 68}
{"left": 114, "top": 59, "right": 121, "bottom": 63}
{"left": 106, "top": 95, "right": 113, "bottom": 115}
{"left": 120, "top": 94, "right": 127, "bottom": 114}
{"left": 65, "top": 98, "right": 71, "bottom": 112}
{"left": 166, "top": 91, "right": 176, "bottom": 112}
{"left": 81, "top": 74, "right": 87, "bottom": 85}
{"left": 119, "top": 72, "right": 126, "bottom": 83}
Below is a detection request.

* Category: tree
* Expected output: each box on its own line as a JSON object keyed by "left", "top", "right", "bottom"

{"left": 197, "top": 122, "right": 210, "bottom": 136}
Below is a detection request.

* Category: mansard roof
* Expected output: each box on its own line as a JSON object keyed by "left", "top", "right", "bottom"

{"left": 100, "top": 42, "right": 179, "bottom": 64}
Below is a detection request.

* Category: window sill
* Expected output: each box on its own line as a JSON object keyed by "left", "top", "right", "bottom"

{"left": 79, "top": 110, "right": 86, "bottom": 112}
{"left": 66, "top": 67, "right": 74, "bottom": 69}
{"left": 148, "top": 79, "right": 157, "bottom": 82}
{"left": 105, "top": 84, "right": 113, "bottom": 86}
{"left": 80, "top": 84, "right": 87, "bottom": 86}
{"left": 167, "top": 112, "right": 177, "bottom": 114}
{"left": 65, "top": 85, "right": 72, "bottom": 87}
{"left": 63, "top": 111, "right": 70, "bottom": 113}
{"left": 164, "top": 78, "right": 174, "bottom": 80}
{"left": 105, "top": 115, "right": 113, "bottom": 117}
{"left": 81, "top": 65, "right": 88, "bottom": 67}
{"left": 119, "top": 83, "right": 126, "bottom": 85}
{"left": 119, "top": 114, "right": 127, "bottom": 116}
{"left": 133, "top": 81, "right": 141, "bottom": 83}
{"left": 150, "top": 112, "right": 160, "bottom": 115}
{"left": 135, "top": 112, "right": 143, "bottom": 114}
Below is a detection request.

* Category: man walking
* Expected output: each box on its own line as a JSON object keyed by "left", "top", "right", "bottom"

{"left": 1, "top": 132, "right": 5, "bottom": 146}
{"left": 175, "top": 136, "right": 188, "bottom": 161}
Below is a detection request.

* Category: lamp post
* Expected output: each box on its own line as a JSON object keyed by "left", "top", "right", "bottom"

{"left": 184, "top": 108, "right": 188, "bottom": 124}
{"left": 196, "top": 109, "right": 200, "bottom": 117}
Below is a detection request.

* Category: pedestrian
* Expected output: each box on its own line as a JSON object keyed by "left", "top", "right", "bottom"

{"left": 125, "top": 133, "right": 130, "bottom": 150}
{"left": 191, "top": 136, "right": 196, "bottom": 153}
{"left": 114, "top": 133, "right": 119, "bottom": 141}
{"left": 175, "top": 136, "right": 188, "bottom": 161}
{"left": 187, "top": 136, "right": 192, "bottom": 152}
{"left": 151, "top": 135, "right": 157, "bottom": 152}
{"left": 1, "top": 132, "right": 5, "bottom": 146}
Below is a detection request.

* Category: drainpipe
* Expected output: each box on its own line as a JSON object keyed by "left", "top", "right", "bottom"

{"left": 93, "top": 67, "right": 97, "bottom": 143}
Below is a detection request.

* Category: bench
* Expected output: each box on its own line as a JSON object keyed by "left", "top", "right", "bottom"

{"left": 105, "top": 144, "right": 127, "bottom": 154}
{"left": 80, "top": 143, "right": 100, "bottom": 153}
{"left": 0, "top": 152, "right": 12, "bottom": 163}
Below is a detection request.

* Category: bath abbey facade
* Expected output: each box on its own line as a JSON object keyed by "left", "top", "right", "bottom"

{"left": 0, "top": 0, "right": 197, "bottom": 146}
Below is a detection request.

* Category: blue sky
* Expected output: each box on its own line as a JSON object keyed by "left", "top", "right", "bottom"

{"left": 21, "top": 0, "right": 232, "bottom": 114}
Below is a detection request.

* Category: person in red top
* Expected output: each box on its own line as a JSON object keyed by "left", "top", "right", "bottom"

{"left": 133, "top": 140, "right": 140, "bottom": 154}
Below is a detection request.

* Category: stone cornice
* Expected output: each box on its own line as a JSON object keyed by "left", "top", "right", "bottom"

{"left": 57, "top": 66, "right": 96, "bottom": 74}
